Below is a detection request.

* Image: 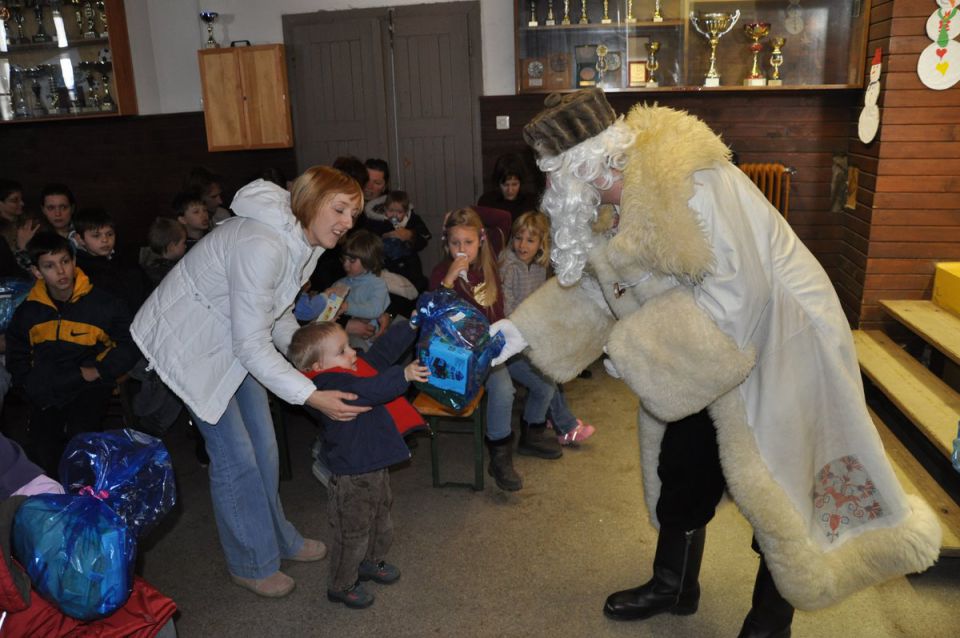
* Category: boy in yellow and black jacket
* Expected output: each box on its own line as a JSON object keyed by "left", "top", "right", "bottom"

{"left": 5, "top": 232, "right": 138, "bottom": 476}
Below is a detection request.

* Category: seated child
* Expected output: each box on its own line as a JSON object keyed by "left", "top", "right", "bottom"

{"left": 139, "top": 217, "right": 188, "bottom": 292}
{"left": 173, "top": 190, "right": 210, "bottom": 251}
{"left": 72, "top": 208, "right": 143, "bottom": 310}
{"left": 289, "top": 319, "right": 429, "bottom": 609}
{"left": 363, "top": 190, "right": 431, "bottom": 294}
{"left": 499, "top": 211, "right": 595, "bottom": 446}
{"left": 5, "top": 232, "right": 138, "bottom": 476}
{"left": 293, "top": 283, "right": 349, "bottom": 324}
{"left": 334, "top": 230, "right": 391, "bottom": 350}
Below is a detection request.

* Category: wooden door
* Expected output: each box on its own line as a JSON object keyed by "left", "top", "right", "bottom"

{"left": 239, "top": 45, "right": 293, "bottom": 148}
{"left": 388, "top": 5, "right": 482, "bottom": 272}
{"left": 198, "top": 49, "right": 247, "bottom": 151}
{"left": 283, "top": 11, "right": 390, "bottom": 171}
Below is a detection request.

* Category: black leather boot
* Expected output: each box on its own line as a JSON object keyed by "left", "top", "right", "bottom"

{"left": 487, "top": 433, "right": 522, "bottom": 491}
{"left": 517, "top": 420, "right": 562, "bottom": 459}
{"left": 737, "top": 558, "right": 794, "bottom": 638}
{"left": 603, "top": 527, "right": 706, "bottom": 621}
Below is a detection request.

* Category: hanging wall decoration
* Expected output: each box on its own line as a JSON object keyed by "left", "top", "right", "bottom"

{"left": 859, "top": 48, "right": 883, "bottom": 144}
{"left": 918, "top": 0, "right": 960, "bottom": 90}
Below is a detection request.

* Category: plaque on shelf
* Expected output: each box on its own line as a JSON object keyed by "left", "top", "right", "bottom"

{"left": 600, "top": 49, "right": 623, "bottom": 88}
{"left": 628, "top": 60, "right": 648, "bottom": 87}
{"left": 521, "top": 57, "right": 546, "bottom": 90}
{"left": 545, "top": 52, "right": 571, "bottom": 90}
{"left": 575, "top": 44, "right": 599, "bottom": 88}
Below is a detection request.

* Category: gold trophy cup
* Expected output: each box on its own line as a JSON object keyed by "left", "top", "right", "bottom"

{"left": 689, "top": 10, "right": 741, "bottom": 87}
{"left": 743, "top": 21, "right": 771, "bottom": 86}
{"left": 769, "top": 37, "right": 785, "bottom": 86}
{"left": 646, "top": 40, "right": 661, "bottom": 87}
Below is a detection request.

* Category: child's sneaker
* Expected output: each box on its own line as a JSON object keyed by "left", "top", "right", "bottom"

{"left": 557, "top": 420, "right": 596, "bottom": 447}
{"left": 327, "top": 581, "right": 374, "bottom": 609}
{"left": 358, "top": 560, "right": 401, "bottom": 584}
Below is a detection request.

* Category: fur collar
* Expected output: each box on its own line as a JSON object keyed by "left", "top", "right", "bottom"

{"left": 610, "top": 105, "right": 731, "bottom": 282}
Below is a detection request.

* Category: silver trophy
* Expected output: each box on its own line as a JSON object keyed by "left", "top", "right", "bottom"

{"left": 689, "top": 10, "right": 740, "bottom": 87}
{"left": 199, "top": 11, "right": 219, "bottom": 49}
{"left": 29, "top": 0, "right": 52, "bottom": 43}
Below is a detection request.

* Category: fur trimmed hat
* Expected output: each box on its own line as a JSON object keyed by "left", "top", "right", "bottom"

{"left": 522, "top": 88, "right": 617, "bottom": 158}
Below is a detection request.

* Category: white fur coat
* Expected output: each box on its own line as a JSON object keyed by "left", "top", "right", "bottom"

{"left": 512, "top": 105, "right": 941, "bottom": 610}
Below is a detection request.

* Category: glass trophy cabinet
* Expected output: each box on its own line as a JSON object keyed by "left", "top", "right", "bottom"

{"left": 0, "top": 0, "right": 137, "bottom": 122}
{"left": 515, "top": 0, "right": 871, "bottom": 92}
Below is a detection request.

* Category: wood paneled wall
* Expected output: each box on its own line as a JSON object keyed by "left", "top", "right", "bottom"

{"left": 0, "top": 112, "right": 296, "bottom": 261}
{"left": 481, "top": 90, "right": 859, "bottom": 300}
{"left": 846, "top": 0, "right": 960, "bottom": 329}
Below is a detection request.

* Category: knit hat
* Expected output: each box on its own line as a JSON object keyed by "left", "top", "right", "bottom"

{"left": 522, "top": 88, "right": 617, "bottom": 158}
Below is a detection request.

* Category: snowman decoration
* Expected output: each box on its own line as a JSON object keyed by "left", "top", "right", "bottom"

{"left": 918, "top": 0, "right": 960, "bottom": 90}
{"left": 859, "top": 48, "right": 883, "bottom": 144}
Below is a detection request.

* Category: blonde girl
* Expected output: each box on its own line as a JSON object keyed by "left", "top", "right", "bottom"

{"left": 499, "top": 212, "right": 596, "bottom": 446}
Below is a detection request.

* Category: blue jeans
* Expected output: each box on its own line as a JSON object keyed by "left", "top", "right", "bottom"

{"left": 548, "top": 387, "right": 578, "bottom": 434}
{"left": 191, "top": 375, "right": 304, "bottom": 579}
{"left": 484, "top": 364, "right": 515, "bottom": 441}
{"left": 506, "top": 356, "right": 556, "bottom": 424}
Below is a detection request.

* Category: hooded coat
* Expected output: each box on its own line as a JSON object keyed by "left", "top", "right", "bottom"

{"left": 511, "top": 104, "right": 941, "bottom": 610}
{"left": 131, "top": 179, "right": 322, "bottom": 424}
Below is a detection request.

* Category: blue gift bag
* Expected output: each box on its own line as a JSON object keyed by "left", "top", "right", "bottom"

{"left": 0, "top": 277, "right": 32, "bottom": 333}
{"left": 410, "top": 289, "right": 504, "bottom": 410}
{"left": 59, "top": 429, "right": 176, "bottom": 539}
{"left": 12, "top": 493, "right": 135, "bottom": 620}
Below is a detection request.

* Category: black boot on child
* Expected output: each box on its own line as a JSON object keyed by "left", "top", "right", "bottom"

{"left": 737, "top": 557, "right": 794, "bottom": 638}
{"left": 517, "top": 420, "right": 562, "bottom": 459}
{"left": 603, "top": 527, "right": 706, "bottom": 621}
{"left": 486, "top": 433, "right": 522, "bottom": 491}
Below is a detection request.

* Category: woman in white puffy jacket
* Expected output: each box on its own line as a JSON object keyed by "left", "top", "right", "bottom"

{"left": 132, "top": 166, "right": 369, "bottom": 598}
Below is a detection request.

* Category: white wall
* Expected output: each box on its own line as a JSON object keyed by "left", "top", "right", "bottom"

{"left": 127, "top": 0, "right": 515, "bottom": 115}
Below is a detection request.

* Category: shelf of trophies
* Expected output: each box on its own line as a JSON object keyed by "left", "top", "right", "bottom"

{"left": 0, "top": 0, "right": 137, "bottom": 123}
{"left": 515, "top": 0, "right": 871, "bottom": 93}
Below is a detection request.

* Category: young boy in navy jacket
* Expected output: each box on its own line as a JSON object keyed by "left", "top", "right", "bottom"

{"left": 288, "top": 318, "right": 428, "bottom": 610}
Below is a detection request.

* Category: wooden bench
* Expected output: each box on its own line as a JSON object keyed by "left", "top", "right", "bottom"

{"left": 413, "top": 389, "right": 486, "bottom": 491}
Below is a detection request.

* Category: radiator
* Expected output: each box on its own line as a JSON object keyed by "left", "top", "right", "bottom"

{"left": 740, "top": 163, "right": 793, "bottom": 219}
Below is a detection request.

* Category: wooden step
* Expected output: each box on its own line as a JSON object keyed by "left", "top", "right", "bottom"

{"left": 870, "top": 408, "right": 960, "bottom": 557}
{"left": 852, "top": 329, "right": 960, "bottom": 459}
{"left": 880, "top": 300, "right": 960, "bottom": 367}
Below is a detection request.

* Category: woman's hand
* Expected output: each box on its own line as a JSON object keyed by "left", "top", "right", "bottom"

{"left": 306, "top": 390, "right": 371, "bottom": 421}
{"left": 345, "top": 317, "right": 375, "bottom": 338}
{"left": 443, "top": 253, "right": 470, "bottom": 288}
{"left": 16, "top": 218, "right": 40, "bottom": 251}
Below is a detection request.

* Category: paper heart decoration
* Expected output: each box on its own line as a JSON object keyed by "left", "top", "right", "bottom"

{"left": 937, "top": 61, "right": 950, "bottom": 75}
{"left": 937, "top": 48, "right": 948, "bottom": 58}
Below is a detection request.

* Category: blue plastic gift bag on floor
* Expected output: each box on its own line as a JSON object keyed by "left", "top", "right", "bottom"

{"left": 12, "top": 493, "right": 135, "bottom": 620}
{"left": 59, "top": 429, "right": 176, "bottom": 539}
{"left": 410, "top": 289, "right": 505, "bottom": 410}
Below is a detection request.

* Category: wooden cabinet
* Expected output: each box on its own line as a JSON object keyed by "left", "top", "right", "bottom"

{"left": 198, "top": 44, "right": 293, "bottom": 152}
{"left": 516, "top": 0, "right": 871, "bottom": 92}
{"left": 0, "top": 0, "right": 137, "bottom": 123}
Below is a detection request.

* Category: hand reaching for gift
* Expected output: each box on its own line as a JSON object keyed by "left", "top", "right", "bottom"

{"left": 404, "top": 360, "right": 431, "bottom": 383}
{"left": 489, "top": 319, "right": 528, "bottom": 366}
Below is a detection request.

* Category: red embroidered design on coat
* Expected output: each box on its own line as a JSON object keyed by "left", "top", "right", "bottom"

{"left": 812, "top": 455, "right": 887, "bottom": 543}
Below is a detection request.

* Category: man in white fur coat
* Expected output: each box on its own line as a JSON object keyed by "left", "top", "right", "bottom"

{"left": 490, "top": 89, "right": 941, "bottom": 637}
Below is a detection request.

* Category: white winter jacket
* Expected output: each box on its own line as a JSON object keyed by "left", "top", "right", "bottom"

{"left": 131, "top": 180, "right": 322, "bottom": 424}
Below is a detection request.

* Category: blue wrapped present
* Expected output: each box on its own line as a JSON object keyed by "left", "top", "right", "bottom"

{"left": 59, "top": 429, "right": 176, "bottom": 539}
{"left": 410, "top": 289, "right": 504, "bottom": 410}
{"left": 12, "top": 493, "right": 135, "bottom": 620}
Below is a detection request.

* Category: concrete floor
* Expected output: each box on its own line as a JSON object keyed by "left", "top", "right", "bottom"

{"left": 139, "top": 363, "right": 960, "bottom": 637}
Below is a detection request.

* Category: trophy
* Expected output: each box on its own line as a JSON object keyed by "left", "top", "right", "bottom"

{"left": 11, "top": 67, "right": 30, "bottom": 118}
{"left": 78, "top": 60, "right": 99, "bottom": 109}
{"left": 82, "top": 0, "right": 97, "bottom": 39}
{"left": 653, "top": 0, "right": 663, "bottom": 22}
{"left": 561, "top": 0, "right": 570, "bottom": 25}
{"left": 768, "top": 37, "right": 785, "bottom": 86}
{"left": 690, "top": 10, "right": 740, "bottom": 87}
{"left": 528, "top": 1, "right": 538, "bottom": 27}
{"left": 96, "top": 0, "right": 105, "bottom": 34}
{"left": 601, "top": 0, "right": 611, "bottom": 24}
{"left": 39, "top": 64, "right": 63, "bottom": 113}
{"left": 625, "top": 0, "right": 635, "bottom": 24}
{"left": 8, "top": 1, "right": 27, "bottom": 45}
{"left": 579, "top": 0, "right": 588, "bottom": 24}
{"left": 199, "top": 11, "right": 219, "bottom": 48}
{"left": 646, "top": 40, "right": 661, "bottom": 87}
{"left": 545, "top": 1, "right": 555, "bottom": 25}
{"left": 95, "top": 60, "right": 114, "bottom": 110}
{"left": 30, "top": 0, "right": 52, "bottom": 43}
{"left": 67, "top": 0, "right": 82, "bottom": 36}
{"left": 24, "top": 67, "right": 46, "bottom": 115}
{"left": 595, "top": 44, "right": 609, "bottom": 83}
{"left": 743, "top": 21, "right": 770, "bottom": 86}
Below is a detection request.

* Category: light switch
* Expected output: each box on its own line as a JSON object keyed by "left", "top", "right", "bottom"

{"left": 496, "top": 115, "right": 510, "bottom": 130}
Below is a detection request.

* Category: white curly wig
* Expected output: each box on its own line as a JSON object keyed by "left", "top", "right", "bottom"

{"left": 537, "top": 118, "right": 635, "bottom": 286}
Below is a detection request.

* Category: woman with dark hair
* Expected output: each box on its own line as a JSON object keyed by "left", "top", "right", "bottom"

{"left": 132, "top": 166, "right": 370, "bottom": 598}
{"left": 0, "top": 179, "right": 38, "bottom": 278}
{"left": 477, "top": 153, "right": 540, "bottom": 221}
{"left": 39, "top": 183, "right": 76, "bottom": 238}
